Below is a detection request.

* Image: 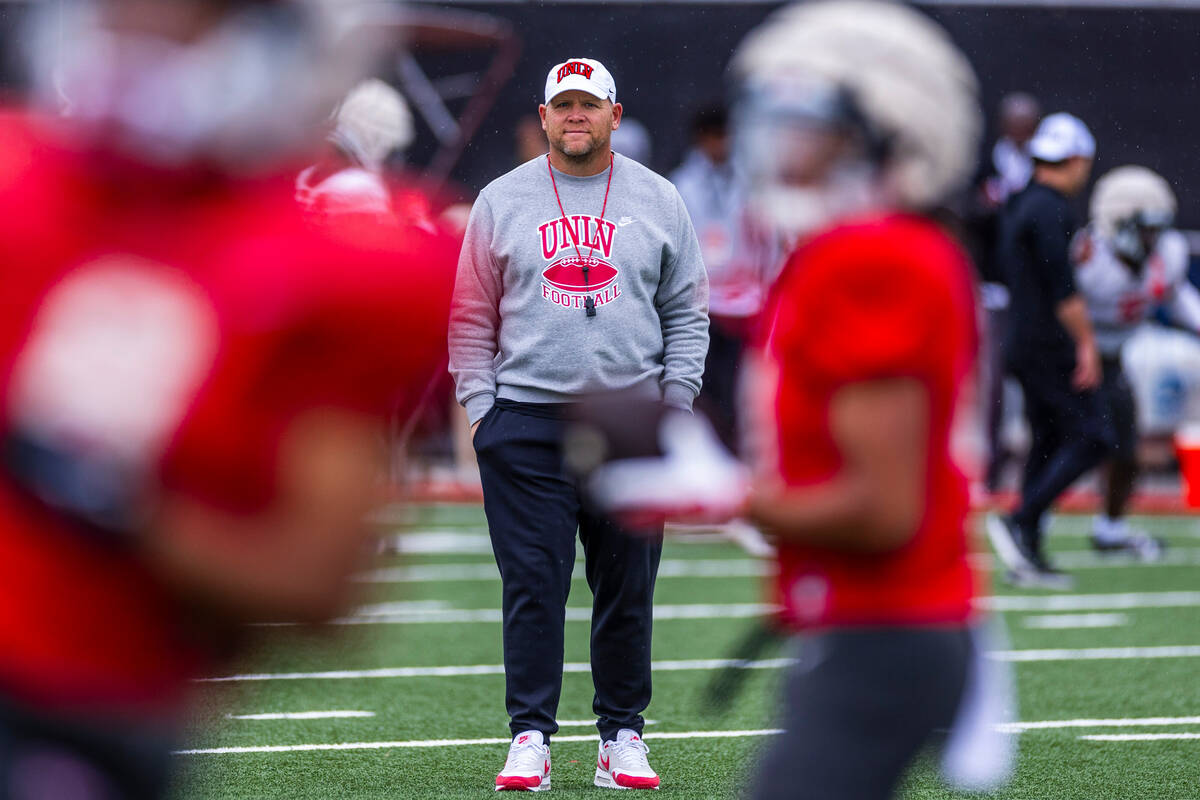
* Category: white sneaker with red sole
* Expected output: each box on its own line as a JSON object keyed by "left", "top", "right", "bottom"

{"left": 495, "top": 730, "right": 551, "bottom": 792}
{"left": 595, "top": 729, "right": 660, "bottom": 790}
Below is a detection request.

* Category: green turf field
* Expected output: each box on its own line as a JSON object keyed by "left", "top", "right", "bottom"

{"left": 171, "top": 507, "right": 1200, "bottom": 798}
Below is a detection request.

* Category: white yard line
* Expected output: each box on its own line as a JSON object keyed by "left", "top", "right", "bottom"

{"left": 303, "top": 591, "right": 1200, "bottom": 626}
{"left": 1021, "top": 613, "right": 1129, "bottom": 629}
{"left": 360, "top": 549, "right": 1200, "bottom": 581}
{"left": 999, "top": 716, "right": 1200, "bottom": 732}
{"left": 979, "top": 591, "right": 1200, "bottom": 612}
{"left": 175, "top": 719, "right": 1200, "bottom": 755}
{"left": 992, "top": 645, "right": 1200, "bottom": 662}
{"left": 1081, "top": 733, "right": 1200, "bottom": 742}
{"left": 200, "top": 645, "right": 1200, "bottom": 683}
{"left": 227, "top": 711, "right": 376, "bottom": 721}
{"left": 226, "top": 714, "right": 646, "bottom": 726}
{"left": 1049, "top": 548, "right": 1200, "bottom": 568}
{"left": 319, "top": 602, "right": 774, "bottom": 626}
{"left": 199, "top": 658, "right": 795, "bottom": 683}
{"left": 377, "top": 526, "right": 769, "bottom": 554}
{"left": 970, "top": 548, "right": 1200, "bottom": 570}
{"left": 174, "top": 729, "right": 784, "bottom": 755}
{"left": 556, "top": 719, "right": 656, "bottom": 728}
{"left": 354, "top": 559, "right": 770, "bottom": 584}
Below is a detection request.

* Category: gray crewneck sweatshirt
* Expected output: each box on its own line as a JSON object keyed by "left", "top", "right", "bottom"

{"left": 449, "top": 153, "right": 709, "bottom": 424}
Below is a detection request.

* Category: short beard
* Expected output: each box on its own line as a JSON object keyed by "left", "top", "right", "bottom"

{"left": 558, "top": 138, "right": 595, "bottom": 160}
{"left": 556, "top": 127, "right": 614, "bottom": 163}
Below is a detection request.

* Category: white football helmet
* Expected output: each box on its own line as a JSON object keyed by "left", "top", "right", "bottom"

{"left": 1094, "top": 164, "right": 1176, "bottom": 236}
{"left": 1090, "top": 165, "right": 1176, "bottom": 259}
{"left": 27, "top": 0, "right": 380, "bottom": 172}
{"left": 330, "top": 79, "right": 415, "bottom": 172}
{"left": 730, "top": 0, "right": 981, "bottom": 241}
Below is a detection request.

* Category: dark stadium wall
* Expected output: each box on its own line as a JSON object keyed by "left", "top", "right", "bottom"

{"left": 423, "top": 2, "right": 1200, "bottom": 229}
{"left": 1, "top": 2, "right": 1196, "bottom": 227}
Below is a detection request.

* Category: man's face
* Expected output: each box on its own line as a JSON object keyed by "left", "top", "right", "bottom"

{"left": 698, "top": 131, "right": 730, "bottom": 165}
{"left": 539, "top": 90, "right": 622, "bottom": 160}
{"left": 1000, "top": 110, "right": 1039, "bottom": 147}
{"left": 1065, "top": 156, "right": 1094, "bottom": 196}
{"left": 101, "top": 0, "right": 226, "bottom": 41}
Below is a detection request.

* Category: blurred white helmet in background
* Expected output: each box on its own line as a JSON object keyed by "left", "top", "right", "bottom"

{"left": 730, "top": 0, "right": 981, "bottom": 242}
{"left": 1090, "top": 165, "right": 1176, "bottom": 264}
{"left": 27, "top": 0, "right": 382, "bottom": 172}
{"left": 611, "top": 117, "right": 653, "bottom": 166}
{"left": 330, "top": 78, "right": 414, "bottom": 172}
{"left": 1091, "top": 165, "right": 1176, "bottom": 237}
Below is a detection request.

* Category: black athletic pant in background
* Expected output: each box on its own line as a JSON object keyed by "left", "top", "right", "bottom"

{"left": 473, "top": 399, "right": 663, "bottom": 743}
{"left": 699, "top": 318, "right": 748, "bottom": 453}
{"left": 1097, "top": 356, "right": 1139, "bottom": 519}
{"left": 750, "top": 627, "right": 972, "bottom": 800}
{"left": 1009, "top": 357, "right": 1115, "bottom": 539}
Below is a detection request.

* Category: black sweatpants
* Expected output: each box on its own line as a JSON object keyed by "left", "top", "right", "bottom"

{"left": 1010, "top": 357, "right": 1115, "bottom": 538}
{"left": 750, "top": 627, "right": 972, "bottom": 800}
{"left": 1096, "top": 356, "right": 1138, "bottom": 459}
{"left": 473, "top": 399, "right": 663, "bottom": 743}
{"left": 981, "top": 307, "right": 1011, "bottom": 490}
{"left": 699, "top": 319, "right": 748, "bottom": 453}
{"left": 1097, "top": 356, "right": 1139, "bottom": 519}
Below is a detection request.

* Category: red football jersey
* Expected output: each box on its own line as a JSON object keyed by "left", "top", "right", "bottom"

{"left": 0, "top": 113, "right": 457, "bottom": 713}
{"left": 756, "top": 214, "right": 979, "bottom": 630}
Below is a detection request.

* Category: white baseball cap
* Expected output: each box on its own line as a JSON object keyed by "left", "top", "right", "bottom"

{"left": 1028, "top": 112, "right": 1096, "bottom": 162}
{"left": 544, "top": 58, "right": 617, "bottom": 105}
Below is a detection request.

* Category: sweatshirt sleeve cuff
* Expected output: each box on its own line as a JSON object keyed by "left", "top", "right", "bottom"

{"left": 465, "top": 393, "right": 496, "bottom": 426}
{"left": 663, "top": 383, "right": 697, "bottom": 411}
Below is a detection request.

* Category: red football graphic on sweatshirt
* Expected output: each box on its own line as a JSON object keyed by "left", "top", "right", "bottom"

{"left": 542, "top": 255, "right": 618, "bottom": 292}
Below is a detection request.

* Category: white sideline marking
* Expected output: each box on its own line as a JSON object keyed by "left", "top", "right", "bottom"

{"left": 1050, "top": 548, "right": 1200, "bottom": 568}
{"left": 970, "top": 548, "right": 1200, "bottom": 571}
{"left": 174, "top": 721, "right": 1200, "bottom": 755}
{"left": 557, "top": 719, "right": 657, "bottom": 728}
{"left": 200, "top": 645, "right": 1200, "bottom": 684}
{"left": 980, "top": 591, "right": 1200, "bottom": 612}
{"left": 999, "top": 716, "right": 1200, "bottom": 732}
{"left": 174, "top": 729, "right": 784, "bottom": 755}
{"left": 359, "top": 549, "right": 1200, "bottom": 583}
{"left": 376, "top": 525, "right": 757, "bottom": 554}
{"left": 385, "top": 532, "right": 492, "bottom": 554}
{"left": 1021, "top": 613, "right": 1129, "bottom": 629}
{"left": 199, "top": 658, "right": 795, "bottom": 683}
{"left": 325, "top": 602, "right": 773, "bottom": 626}
{"left": 272, "top": 591, "right": 1200, "bottom": 627}
{"left": 354, "top": 558, "right": 770, "bottom": 584}
{"left": 1081, "top": 733, "right": 1200, "bottom": 742}
{"left": 227, "top": 711, "right": 375, "bottom": 721}
{"left": 992, "top": 645, "right": 1200, "bottom": 662}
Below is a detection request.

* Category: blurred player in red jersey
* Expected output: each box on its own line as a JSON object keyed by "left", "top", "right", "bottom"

{"left": 733, "top": 4, "right": 1012, "bottom": 797}
{"left": 0, "top": 1, "right": 456, "bottom": 797}
{"left": 575, "top": 2, "right": 1014, "bottom": 798}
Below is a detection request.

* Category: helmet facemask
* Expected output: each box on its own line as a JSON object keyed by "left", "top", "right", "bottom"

{"left": 734, "top": 78, "right": 891, "bottom": 246}
{"left": 728, "top": 0, "right": 981, "bottom": 246}
{"left": 1112, "top": 209, "right": 1173, "bottom": 269}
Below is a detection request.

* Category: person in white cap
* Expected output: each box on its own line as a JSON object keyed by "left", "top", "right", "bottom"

{"left": 448, "top": 56, "right": 708, "bottom": 792}
{"left": 987, "top": 112, "right": 1112, "bottom": 589}
{"left": 1074, "top": 165, "right": 1198, "bottom": 559}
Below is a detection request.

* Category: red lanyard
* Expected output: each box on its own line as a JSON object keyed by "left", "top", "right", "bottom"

{"left": 547, "top": 153, "right": 614, "bottom": 316}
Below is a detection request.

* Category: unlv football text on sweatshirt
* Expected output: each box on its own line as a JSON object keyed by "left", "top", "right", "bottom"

{"left": 449, "top": 153, "right": 710, "bottom": 424}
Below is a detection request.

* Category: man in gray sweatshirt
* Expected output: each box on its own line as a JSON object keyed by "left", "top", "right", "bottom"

{"left": 448, "top": 57, "right": 708, "bottom": 792}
